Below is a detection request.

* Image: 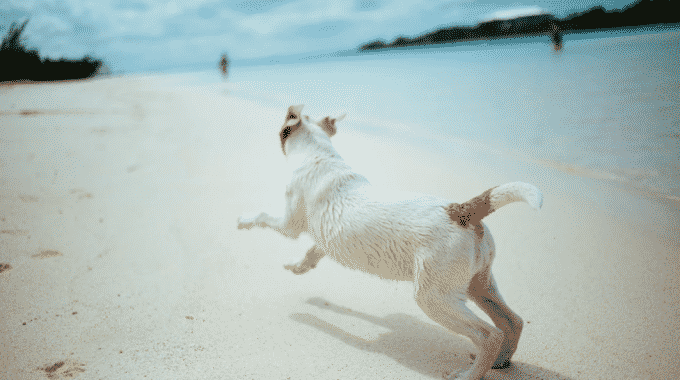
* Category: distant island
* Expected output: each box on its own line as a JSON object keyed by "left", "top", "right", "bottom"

{"left": 1, "top": 20, "right": 107, "bottom": 84}
{"left": 359, "top": 0, "right": 679, "bottom": 51}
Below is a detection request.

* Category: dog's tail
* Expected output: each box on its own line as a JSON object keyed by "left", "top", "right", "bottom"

{"left": 445, "top": 182, "right": 543, "bottom": 227}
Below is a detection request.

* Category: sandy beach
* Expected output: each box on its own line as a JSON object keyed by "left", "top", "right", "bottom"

{"left": 1, "top": 75, "right": 678, "bottom": 380}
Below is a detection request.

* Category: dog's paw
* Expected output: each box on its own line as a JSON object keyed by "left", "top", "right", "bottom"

{"left": 445, "top": 368, "right": 473, "bottom": 380}
{"left": 237, "top": 217, "right": 252, "bottom": 230}
{"left": 237, "top": 213, "right": 258, "bottom": 230}
{"left": 492, "top": 359, "right": 511, "bottom": 369}
{"left": 284, "top": 263, "right": 311, "bottom": 275}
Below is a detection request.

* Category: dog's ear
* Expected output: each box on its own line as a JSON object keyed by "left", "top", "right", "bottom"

{"left": 280, "top": 105, "right": 304, "bottom": 154}
{"left": 285, "top": 104, "right": 304, "bottom": 127}
{"left": 318, "top": 113, "right": 346, "bottom": 137}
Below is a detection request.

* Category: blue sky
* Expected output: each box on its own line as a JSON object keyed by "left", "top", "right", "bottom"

{"left": 1, "top": 0, "right": 636, "bottom": 72}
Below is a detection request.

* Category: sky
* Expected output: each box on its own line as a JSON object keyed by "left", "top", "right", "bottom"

{"left": 1, "top": 0, "right": 638, "bottom": 73}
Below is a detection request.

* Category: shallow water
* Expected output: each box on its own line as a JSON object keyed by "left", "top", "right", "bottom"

{"left": 179, "top": 27, "right": 679, "bottom": 201}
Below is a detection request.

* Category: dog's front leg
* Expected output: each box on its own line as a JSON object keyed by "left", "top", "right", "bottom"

{"left": 237, "top": 188, "right": 306, "bottom": 239}
{"left": 284, "top": 245, "right": 325, "bottom": 275}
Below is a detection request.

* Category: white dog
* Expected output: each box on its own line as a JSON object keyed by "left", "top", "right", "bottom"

{"left": 237, "top": 105, "right": 543, "bottom": 380}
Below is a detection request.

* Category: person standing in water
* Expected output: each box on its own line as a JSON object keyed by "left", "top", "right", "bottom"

{"left": 219, "top": 53, "right": 229, "bottom": 80}
{"left": 549, "top": 22, "right": 562, "bottom": 51}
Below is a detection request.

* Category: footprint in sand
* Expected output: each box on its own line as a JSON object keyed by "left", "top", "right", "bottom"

{"left": 20, "top": 110, "right": 42, "bottom": 116}
{"left": 0, "top": 263, "right": 12, "bottom": 273}
{"left": 1, "top": 229, "right": 29, "bottom": 236}
{"left": 32, "top": 250, "right": 63, "bottom": 259}
{"left": 19, "top": 195, "right": 39, "bottom": 202}
{"left": 38, "top": 360, "right": 85, "bottom": 379}
{"left": 69, "top": 189, "right": 93, "bottom": 200}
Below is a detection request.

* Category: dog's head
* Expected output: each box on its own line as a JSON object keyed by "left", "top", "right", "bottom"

{"left": 279, "top": 104, "right": 346, "bottom": 155}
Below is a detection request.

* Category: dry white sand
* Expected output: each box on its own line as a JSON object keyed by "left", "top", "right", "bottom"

{"left": 1, "top": 75, "right": 678, "bottom": 380}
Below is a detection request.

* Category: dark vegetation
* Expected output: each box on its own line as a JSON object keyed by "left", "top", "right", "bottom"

{"left": 1, "top": 20, "right": 105, "bottom": 83}
{"left": 360, "top": 0, "right": 679, "bottom": 51}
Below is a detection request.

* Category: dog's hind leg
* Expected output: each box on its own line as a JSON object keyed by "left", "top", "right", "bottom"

{"left": 284, "top": 245, "right": 325, "bottom": 275}
{"left": 415, "top": 268, "right": 503, "bottom": 380}
{"left": 467, "top": 267, "right": 524, "bottom": 369}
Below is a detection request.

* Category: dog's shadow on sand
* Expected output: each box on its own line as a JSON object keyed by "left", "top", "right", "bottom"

{"left": 291, "top": 297, "right": 572, "bottom": 380}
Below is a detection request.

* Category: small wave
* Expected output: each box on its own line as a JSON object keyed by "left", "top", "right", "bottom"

{"left": 543, "top": 160, "right": 628, "bottom": 181}
{"left": 509, "top": 150, "right": 680, "bottom": 203}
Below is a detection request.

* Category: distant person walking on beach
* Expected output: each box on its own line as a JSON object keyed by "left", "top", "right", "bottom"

{"left": 549, "top": 22, "right": 562, "bottom": 51}
{"left": 219, "top": 53, "right": 229, "bottom": 80}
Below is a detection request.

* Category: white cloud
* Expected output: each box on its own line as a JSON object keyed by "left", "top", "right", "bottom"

{"left": 164, "top": 1, "right": 179, "bottom": 15}
{"left": 31, "top": 14, "right": 71, "bottom": 32}
{"left": 482, "top": 6, "right": 545, "bottom": 21}
{"left": 237, "top": 1, "right": 355, "bottom": 36}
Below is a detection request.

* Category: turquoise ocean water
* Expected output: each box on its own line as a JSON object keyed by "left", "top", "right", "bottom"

{"left": 177, "top": 27, "right": 679, "bottom": 201}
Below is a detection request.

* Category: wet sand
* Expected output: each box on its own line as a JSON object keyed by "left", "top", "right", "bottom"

{"left": 1, "top": 74, "right": 678, "bottom": 379}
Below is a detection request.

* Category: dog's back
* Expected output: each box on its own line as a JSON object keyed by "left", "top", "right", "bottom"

{"left": 300, "top": 161, "right": 543, "bottom": 282}
{"left": 302, "top": 173, "right": 473, "bottom": 281}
